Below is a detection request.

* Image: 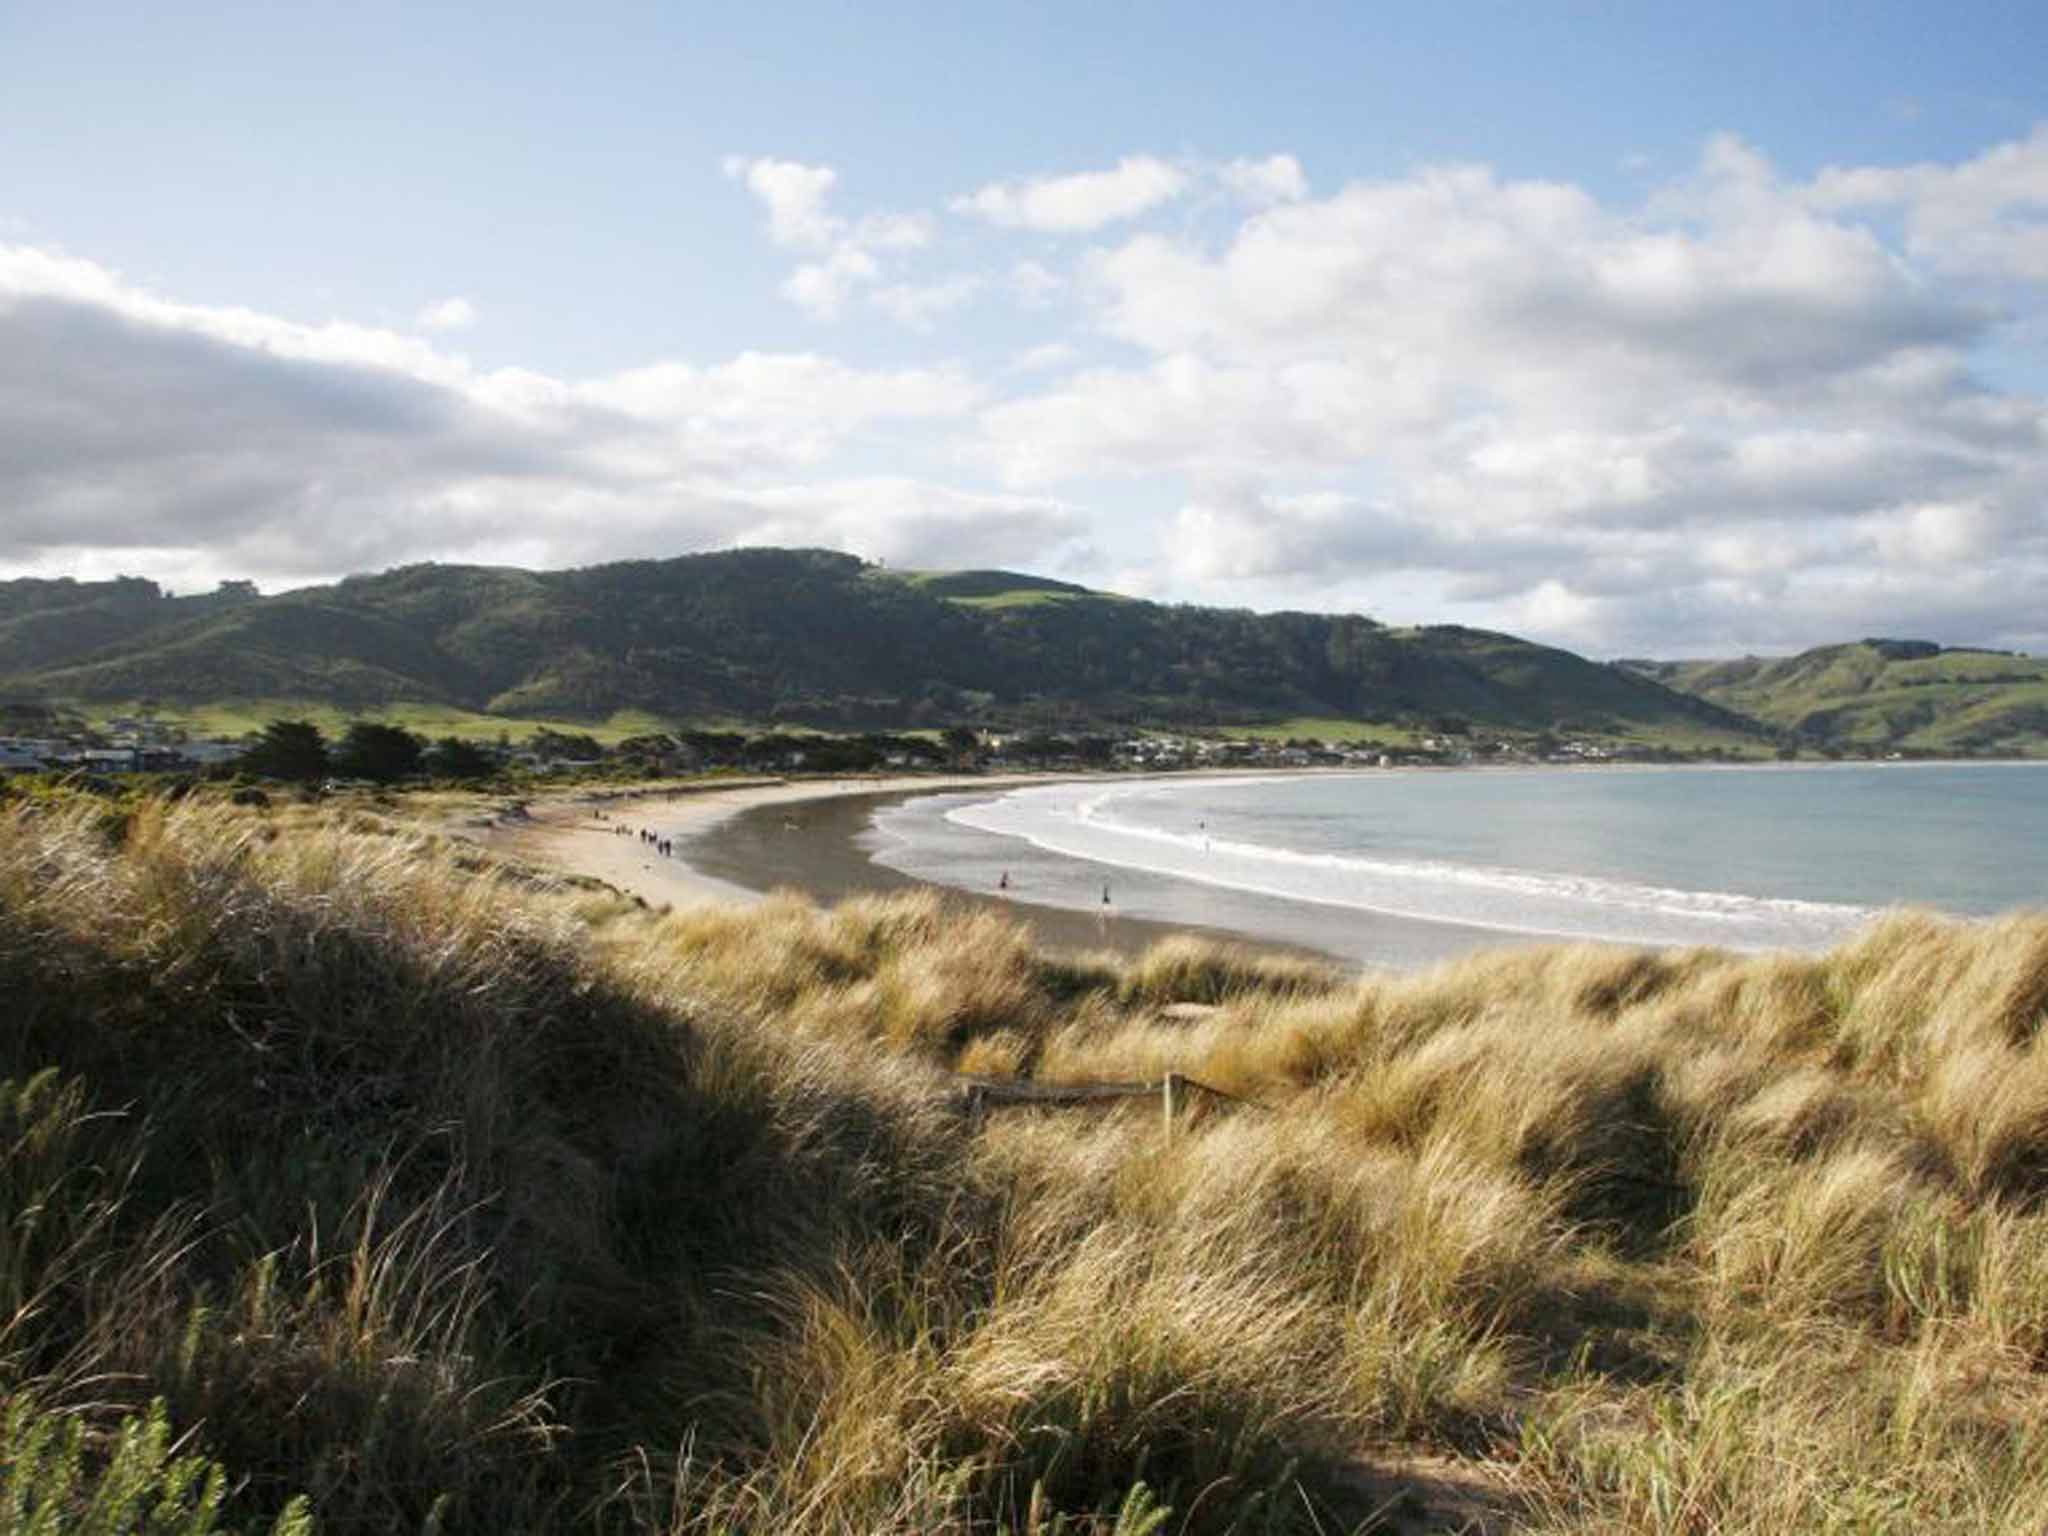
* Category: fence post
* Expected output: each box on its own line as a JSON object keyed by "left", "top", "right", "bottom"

{"left": 1162, "top": 1072, "right": 1178, "bottom": 1144}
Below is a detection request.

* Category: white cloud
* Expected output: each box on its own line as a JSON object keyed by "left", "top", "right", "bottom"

{"left": 0, "top": 243, "right": 990, "bottom": 584}
{"left": 854, "top": 211, "right": 934, "bottom": 251}
{"left": 1808, "top": 124, "right": 2048, "bottom": 283}
{"left": 870, "top": 275, "right": 981, "bottom": 331}
{"left": 1167, "top": 488, "right": 1413, "bottom": 584}
{"left": 1010, "top": 260, "right": 1063, "bottom": 307}
{"left": 416, "top": 296, "right": 476, "bottom": 331}
{"left": 716, "top": 479, "right": 1082, "bottom": 569}
{"left": 954, "top": 155, "right": 1189, "bottom": 232}
{"left": 724, "top": 156, "right": 933, "bottom": 319}
{"left": 12, "top": 124, "right": 2048, "bottom": 659}
{"left": 575, "top": 351, "right": 979, "bottom": 462}
{"left": 1009, "top": 341, "right": 1078, "bottom": 374}
{"left": 970, "top": 131, "right": 2048, "bottom": 653}
{"left": 981, "top": 352, "right": 1446, "bottom": 484}
{"left": 1865, "top": 500, "right": 2006, "bottom": 566}
{"left": 722, "top": 155, "right": 841, "bottom": 247}
{"left": 781, "top": 246, "right": 879, "bottom": 320}
{"left": 1219, "top": 154, "right": 1308, "bottom": 205}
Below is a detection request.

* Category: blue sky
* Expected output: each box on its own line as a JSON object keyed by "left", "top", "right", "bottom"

{"left": 3, "top": 1, "right": 2045, "bottom": 655}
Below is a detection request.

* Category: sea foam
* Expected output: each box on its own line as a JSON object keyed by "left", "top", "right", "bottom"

{"left": 945, "top": 777, "right": 1874, "bottom": 951}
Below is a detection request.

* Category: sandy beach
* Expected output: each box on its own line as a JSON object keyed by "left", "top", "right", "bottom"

{"left": 475, "top": 774, "right": 980, "bottom": 906}
{"left": 473, "top": 772, "right": 1333, "bottom": 960}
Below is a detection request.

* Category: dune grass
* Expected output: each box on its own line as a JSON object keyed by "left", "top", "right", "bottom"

{"left": 5, "top": 792, "right": 2048, "bottom": 1531}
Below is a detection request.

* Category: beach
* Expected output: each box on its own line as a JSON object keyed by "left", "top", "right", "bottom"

{"left": 483, "top": 758, "right": 2038, "bottom": 972}
{"left": 474, "top": 772, "right": 1344, "bottom": 961}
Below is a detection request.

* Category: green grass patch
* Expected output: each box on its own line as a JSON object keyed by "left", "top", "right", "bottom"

{"left": 944, "top": 589, "right": 1085, "bottom": 610}
{"left": 1230, "top": 717, "right": 1423, "bottom": 745}
{"left": 83, "top": 700, "right": 682, "bottom": 744}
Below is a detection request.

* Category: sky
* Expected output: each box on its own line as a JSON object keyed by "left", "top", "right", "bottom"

{"left": 2, "top": 1, "right": 2045, "bottom": 658}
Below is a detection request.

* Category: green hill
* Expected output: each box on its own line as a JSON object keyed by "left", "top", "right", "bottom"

{"left": 2, "top": 548, "right": 1763, "bottom": 743}
{"left": 902, "top": 567, "right": 1098, "bottom": 607}
{"left": 1623, "top": 639, "right": 2048, "bottom": 754}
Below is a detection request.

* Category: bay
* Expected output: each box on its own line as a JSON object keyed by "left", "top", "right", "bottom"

{"left": 863, "top": 762, "right": 2048, "bottom": 969}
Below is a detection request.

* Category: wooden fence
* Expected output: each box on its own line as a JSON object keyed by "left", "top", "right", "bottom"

{"left": 952, "top": 1070, "right": 1266, "bottom": 1142}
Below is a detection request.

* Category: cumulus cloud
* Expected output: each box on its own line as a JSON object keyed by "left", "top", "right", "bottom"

{"left": 1167, "top": 487, "right": 1423, "bottom": 584}
{"left": 780, "top": 246, "right": 878, "bottom": 320}
{"left": 723, "top": 156, "right": 934, "bottom": 318}
{"left": 0, "top": 244, "right": 1003, "bottom": 586}
{"left": 1219, "top": 154, "right": 1308, "bottom": 205}
{"left": 11, "top": 126, "right": 2048, "bottom": 658}
{"left": 983, "top": 351, "right": 1449, "bottom": 485}
{"left": 954, "top": 155, "right": 1190, "bottom": 232}
{"left": 721, "top": 155, "right": 841, "bottom": 248}
{"left": 1807, "top": 124, "right": 2048, "bottom": 283}
{"left": 711, "top": 479, "right": 1082, "bottom": 569}
{"left": 969, "top": 132, "right": 2048, "bottom": 653}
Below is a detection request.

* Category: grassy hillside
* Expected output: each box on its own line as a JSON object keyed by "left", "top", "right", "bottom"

{"left": 0, "top": 575, "right": 259, "bottom": 674}
{"left": 129, "top": 699, "right": 681, "bottom": 746}
{"left": 6, "top": 788, "right": 2048, "bottom": 1531}
{"left": 2, "top": 551, "right": 1765, "bottom": 746}
{"left": 1628, "top": 639, "right": 2048, "bottom": 754}
{"left": 902, "top": 568, "right": 1098, "bottom": 607}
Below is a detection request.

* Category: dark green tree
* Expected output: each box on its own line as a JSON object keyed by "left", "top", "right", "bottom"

{"left": 426, "top": 736, "right": 496, "bottom": 781}
{"left": 242, "top": 720, "right": 329, "bottom": 781}
{"left": 529, "top": 728, "right": 605, "bottom": 762}
{"left": 333, "top": 721, "right": 425, "bottom": 783}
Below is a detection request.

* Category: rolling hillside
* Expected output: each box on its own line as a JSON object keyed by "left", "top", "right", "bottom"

{"left": 1625, "top": 639, "right": 2048, "bottom": 754}
{"left": 1, "top": 549, "right": 1765, "bottom": 743}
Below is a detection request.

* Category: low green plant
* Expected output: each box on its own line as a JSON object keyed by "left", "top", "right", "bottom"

{"left": 1, "top": 1395, "right": 313, "bottom": 1535}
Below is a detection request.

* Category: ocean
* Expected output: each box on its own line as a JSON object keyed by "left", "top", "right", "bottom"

{"left": 862, "top": 762, "right": 2048, "bottom": 970}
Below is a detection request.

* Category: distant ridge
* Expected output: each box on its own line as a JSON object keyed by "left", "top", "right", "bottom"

{"left": 1623, "top": 639, "right": 2048, "bottom": 754}
{"left": 2, "top": 547, "right": 1762, "bottom": 740}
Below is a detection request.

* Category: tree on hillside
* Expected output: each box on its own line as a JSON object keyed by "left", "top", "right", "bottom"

{"left": 333, "top": 721, "right": 425, "bottom": 783}
{"left": 529, "top": 728, "right": 605, "bottom": 762}
{"left": 426, "top": 736, "right": 496, "bottom": 781}
{"left": 242, "top": 720, "right": 329, "bottom": 781}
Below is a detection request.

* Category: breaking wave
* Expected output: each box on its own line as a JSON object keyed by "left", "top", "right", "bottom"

{"left": 944, "top": 778, "right": 1874, "bottom": 951}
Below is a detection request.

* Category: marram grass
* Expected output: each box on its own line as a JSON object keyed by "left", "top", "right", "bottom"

{"left": 5, "top": 792, "right": 2048, "bottom": 1531}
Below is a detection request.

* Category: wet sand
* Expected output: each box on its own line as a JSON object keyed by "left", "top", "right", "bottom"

{"left": 478, "top": 774, "right": 1340, "bottom": 963}
{"left": 691, "top": 781, "right": 1535, "bottom": 971}
{"left": 680, "top": 783, "right": 1340, "bottom": 961}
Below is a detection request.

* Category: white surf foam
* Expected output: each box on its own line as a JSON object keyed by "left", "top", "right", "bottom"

{"left": 944, "top": 778, "right": 1874, "bottom": 950}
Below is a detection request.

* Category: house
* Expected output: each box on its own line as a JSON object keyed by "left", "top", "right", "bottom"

{"left": 82, "top": 748, "right": 145, "bottom": 771}
{"left": 177, "top": 740, "right": 248, "bottom": 767}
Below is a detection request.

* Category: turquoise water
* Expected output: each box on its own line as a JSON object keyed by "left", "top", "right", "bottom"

{"left": 865, "top": 763, "right": 2048, "bottom": 968}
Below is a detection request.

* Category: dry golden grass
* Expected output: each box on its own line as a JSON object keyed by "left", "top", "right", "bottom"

{"left": 8, "top": 788, "right": 2048, "bottom": 1531}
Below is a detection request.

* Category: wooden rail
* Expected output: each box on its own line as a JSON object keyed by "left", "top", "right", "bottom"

{"left": 952, "top": 1071, "right": 1266, "bottom": 1141}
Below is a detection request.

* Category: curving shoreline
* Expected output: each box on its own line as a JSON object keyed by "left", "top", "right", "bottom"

{"left": 474, "top": 773, "right": 1017, "bottom": 908}
{"left": 474, "top": 771, "right": 1343, "bottom": 960}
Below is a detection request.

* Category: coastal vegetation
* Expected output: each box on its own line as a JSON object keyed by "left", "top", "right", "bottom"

{"left": 6, "top": 785, "right": 2048, "bottom": 1531}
